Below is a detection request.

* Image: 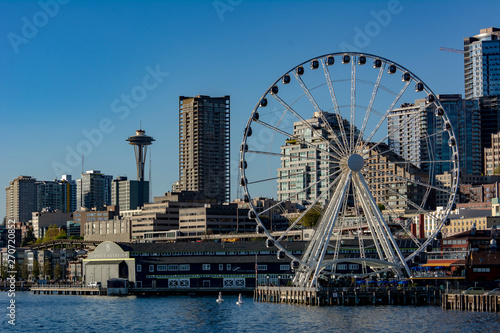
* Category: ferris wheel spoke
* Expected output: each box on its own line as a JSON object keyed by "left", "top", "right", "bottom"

{"left": 271, "top": 168, "right": 343, "bottom": 217}
{"left": 353, "top": 173, "right": 411, "bottom": 276}
{"left": 321, "top": 58, "right": 350, "bottom": 150}
{"left": 270, "top": 93, "right": 346, "bottom": 157}
{"left": 380, "top": 183, "right": 429, "bottom": 215}
{"left": 371, "top": 168, "right": 454, "bottom": 195}
{"left": 376, "top": 195, "right": 423, "bottom": 247}
{"left": 350, "top": 56, "right": 356, "bottom": 153}
{"left": 246, "top": 149, "right": 341, "bottom": 165}
{"left": 274, "top": 170, "right": 344, "bottom": 242}
{"left": 298, "top": 172, "right": 353, "bottom": 287}
{"left": 356, "top": 64, "right": 385, "bottom": 151}
{"left": 360, "top": 80, "right": 411, "bottom": 151}
{"left": 251, "top": 119, "right": 343, "bottom": 161}
{"left": 368, "top": 159, "right": 456, "bottom": 167}
{"left": 363, "top": 101, "right": 420, "bottom": 155}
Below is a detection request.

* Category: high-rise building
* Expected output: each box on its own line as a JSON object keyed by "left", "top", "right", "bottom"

{"left": 36, "top": 175, "right": 76, "bottom": 213}
{"left": 60, "top": 175, "right": 77, "bottom": 213}
{"left": 76, "top": 170, "right": 112, "bottom": 210}
{"left": 388, "top": 95, "right": 481, "bottom": 176}
{"left": 484, "top": 131, "right": 500, "bottom": 175}
{"left": 464, "top": 27, "right": 500, "bottom": 99}
{"left": 5, "top": 176, "right": 37, "bottom": 223}
{"left": 277, "top": 111, "right": 358, "bottom": 204}
{"left": 178, "top": 95, "right": 230, "bottom": 203}
{"left": 111, "top": 176, "right": 149, "bottom": 211}
{"left": 478, "top": 96, "right": 500, "bottom": 150}
{"left": 36, "top": 180, "right": 62, "bottom": 212}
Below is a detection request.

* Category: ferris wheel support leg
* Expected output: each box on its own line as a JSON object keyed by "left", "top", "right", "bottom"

{"left": 353, "top": 173, "right": 411, "bottom": 278}
{"left": 294, "top": 171, "right": 352, "bottom": 288}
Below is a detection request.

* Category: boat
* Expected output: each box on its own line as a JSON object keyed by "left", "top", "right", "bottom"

{"left": 236, "top": 293, "right": 244, "bottom": 305}
{"left": 216, "top": 292, "right": 224, "bottom": 303}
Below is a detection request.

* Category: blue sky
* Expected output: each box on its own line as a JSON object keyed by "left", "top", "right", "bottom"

{"left": 0, "top": 0, "right": 498, "bottom": 220}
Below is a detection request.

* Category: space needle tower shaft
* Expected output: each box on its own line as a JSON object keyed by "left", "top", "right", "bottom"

{"left": 126, "top": 129, "right": 155, "bottom": 181}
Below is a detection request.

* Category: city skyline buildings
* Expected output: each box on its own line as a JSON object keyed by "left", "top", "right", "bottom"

{"left": 388, "top": 94, "right": 481, "bottom": 176}
{"left": 464, "top": 27, "right": 500, "bottom": 99}
{"left": 1, "top": 0, "right": 499, "bottom": 220}
{"left": 76, "top": 170, "right": 113, "bottom": 211}
{"left": 177, "top": 95, "right": 230, "bottom": 203}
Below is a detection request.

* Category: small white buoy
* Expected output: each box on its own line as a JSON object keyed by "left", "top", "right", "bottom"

{"left": 236, "top": 293, "right": 244, "bottom": 305}
{"left": 216, "top": 291, "right": 224, "bottom": 303}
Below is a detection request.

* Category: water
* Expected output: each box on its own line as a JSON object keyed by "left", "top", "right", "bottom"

{"left": 1, "top": 292, "right": 499, "bottom": 332}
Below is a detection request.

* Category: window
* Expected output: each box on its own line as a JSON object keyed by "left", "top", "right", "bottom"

{"left": 226, "top": 264, "right": 231, "bottom": 271}
{"left": 336, "top": 264, "right": 347, "bottom": 270}
{"left": 179, "top": 264, "right": 190, "bottom": 271}
{"left": 157, "top": 265, "right": 168, "bottom": 271}
{"left": 168, "top": 265, "right": 179, "bottom": 271}
{"left": 149, "top": 265, "right": 154, "bottom": 272}
{"left": 280, "top": 264, "right": 290, "bottom": 271}
{"left": 137, "top": 264, "right": 142, "bottom": 272}
{"left": 473, "top": 267, "right": 490, "bottom": 272}
{"left": 349, "top": 264, "right": 359, "bottom": 270}
{"left": 219, "top": 264, "right": 224, "bottom": 271}
{"left": 203, "top": 264, "right": 211, "bottom": 271}
{"left": 257, "top": 265, "right": 267, "bottom": 270}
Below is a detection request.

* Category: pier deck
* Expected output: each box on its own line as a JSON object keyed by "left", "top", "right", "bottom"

{"left": 442, "top": 292, "right": 500, "bottom": 312}
{"left": 31, "top": 285, "right": 106, "bottom": 295}
{"left": 254, "top": 286, "right": 442, "bottom": 306}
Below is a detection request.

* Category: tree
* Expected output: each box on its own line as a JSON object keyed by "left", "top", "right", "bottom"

{"left": 494, "top": 164, "right": 500, "bottom": 175}
{"left": 14, "top": 261, "right": 21, "bottom": 280}
{"left": 1, "top": 264, "right": 8, "bottom": 280}
{"left": 21, "top": 227, "right": 36, "bottom": 246}
{"left": 43, "top": 260, "right": 52, "bottom": 280}
{"left": 54, "top": 264, "right": 63, "bottom": 281}
{"left": 32, "top": 260, "right": 40, "bottom": 280}
{"left": 378, "top": 203, "right": 386, "bottom": 211}
{"left": 21, "top": 261, "right": 29, "bottom": 281}
{"left": 36, "top": 225, "right": 68, "bottom": 244}
{"left": 295, "top": 205, "right": 323, "bottom": 228}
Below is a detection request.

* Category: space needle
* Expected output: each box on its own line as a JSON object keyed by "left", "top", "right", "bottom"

{"left": 126, "top": 128, "right": 155, "bottom": 181}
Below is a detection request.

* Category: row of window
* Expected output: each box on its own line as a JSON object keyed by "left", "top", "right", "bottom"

{"left": 137, "top": 263, "right": 292, "bottom": 272}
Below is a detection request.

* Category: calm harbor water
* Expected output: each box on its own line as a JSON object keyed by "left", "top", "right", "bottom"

{"left": 1, "top": 292, "right": 499, "bottom": 332}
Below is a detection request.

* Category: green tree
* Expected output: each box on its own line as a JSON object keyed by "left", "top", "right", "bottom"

{"left": 32, "top": 260, "right": 40, "bottom": 280}
{"left": 14, "top": 261, "right": 21, "bottom": 280}
{"left": 21, "top": 227, "right": 36, "bottom": 246}
{"left": 43, "top": 260, "right": 52, "bottom": 280}
{"left": 378, "top": 203, "right": 386, "bottom": 211}
{"left": 54, "top": 264, "right": 63, "bottom": 281}
{"left": 295, "top": 205, "right": 323, "bottom": 228}
{"left": 1, "top": 264, "right": 8, "bottom": 280}
{"left": 55, "top": 229, "right": 67, "bottom": 240}
{"left": 494, "top": 164, "right": 500, "bottom": 175}
{"left": 21, "top": 261, "right": 29, "bottom": 281}
{"left": 36, "top": 225, "right": 68, "bottom": 244}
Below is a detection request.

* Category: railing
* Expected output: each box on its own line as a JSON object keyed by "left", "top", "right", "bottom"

{"left": 31, "top": 284, "right": 99, "bottom": 289}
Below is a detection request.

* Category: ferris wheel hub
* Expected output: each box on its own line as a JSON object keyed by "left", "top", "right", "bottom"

{"left": 347, "top": 154, "right": 364, "bottom": 172}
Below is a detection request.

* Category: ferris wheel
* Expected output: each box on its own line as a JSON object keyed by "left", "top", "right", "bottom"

{"left": 239, "top": 52, "right": 459, "bottom": 288}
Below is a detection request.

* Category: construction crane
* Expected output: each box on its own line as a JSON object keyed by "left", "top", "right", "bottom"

{"left": 440, "top": 47, "right": 464, "bottom": 54}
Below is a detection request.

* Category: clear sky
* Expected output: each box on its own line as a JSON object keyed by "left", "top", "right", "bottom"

{"left": 1, "top": 0, "right": 498, "bottom": 220}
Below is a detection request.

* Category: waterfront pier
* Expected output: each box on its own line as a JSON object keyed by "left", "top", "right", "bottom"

{"left": 31, "top": 284, "right": 106, "bottom": 296}
{"left": 254, "top": 286, "right": 442, "bottom": 306}
{"left": 442, "top": 292, "right": 500, "bottom": 312}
